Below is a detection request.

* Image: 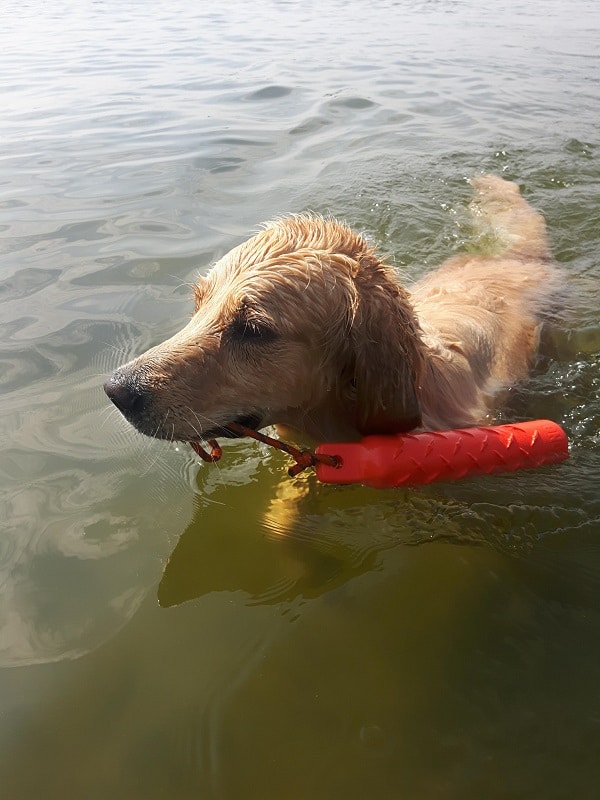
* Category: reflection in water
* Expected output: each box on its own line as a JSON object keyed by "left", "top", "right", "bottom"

{"left": 159, "top": 437, "right": 600, "bottom": 613}
{"left": 6, "top": 466, "right": 600, "bottom": 800}
{"left": 0, "top": 455, "right": 179, "bottom": 667}
{"left": 0, "top": 373, "right": 195, "bottom": 667}
{"left": 158, "top": 488, "right": 385, "bottom": 609}
{"left": 158, "top": 468, "right": 477, "bottom": 610}
{"left": 156, "top": 453, "right": 600, "bottom": 800}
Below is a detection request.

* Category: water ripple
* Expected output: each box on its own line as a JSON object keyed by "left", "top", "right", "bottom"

{"left": 0, "top": 4, "right": 599, "bottom": 797}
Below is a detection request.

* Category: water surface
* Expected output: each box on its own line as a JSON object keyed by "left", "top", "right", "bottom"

{"left": 1, "top": 1, "right": 600, "bottom": 798}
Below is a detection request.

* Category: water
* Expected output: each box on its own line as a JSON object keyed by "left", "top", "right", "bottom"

{"left": 1, "top": 0, "right": 600, "bottom": 797}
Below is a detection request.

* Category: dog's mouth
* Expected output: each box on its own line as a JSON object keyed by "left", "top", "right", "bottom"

{"left": 222, "top": 412, "right": 264, "bottom": 439}
{"left": 192, "top": 412, "right": 264, "bottom": 444}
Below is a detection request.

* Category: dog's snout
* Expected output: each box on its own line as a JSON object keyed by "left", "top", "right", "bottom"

{"left": 104, "top": 374, "right": 146, "bottom": 415}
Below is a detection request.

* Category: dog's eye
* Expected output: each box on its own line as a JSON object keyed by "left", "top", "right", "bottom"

{"left": 228, "top": 314, "right": 277, "bottom": 344}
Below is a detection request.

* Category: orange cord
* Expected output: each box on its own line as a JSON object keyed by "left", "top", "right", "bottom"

{"left": 191, "top": 423, "right": 341, "bottom": 476}
{"left": 190, "top": 440, "right": 222, "bottom": 462}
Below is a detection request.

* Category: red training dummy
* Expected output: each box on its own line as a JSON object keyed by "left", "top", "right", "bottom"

{"left": 315, "top": 420, "right": 569, "bottom": 489}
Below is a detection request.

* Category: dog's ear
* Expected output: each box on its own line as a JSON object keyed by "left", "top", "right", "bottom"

{"left": 348, "top": 265, "right": 423, "bottom": 436}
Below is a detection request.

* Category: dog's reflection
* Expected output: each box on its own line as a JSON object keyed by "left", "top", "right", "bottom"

{"left": 158, "top": 472, "right": 384, "bottom": 608}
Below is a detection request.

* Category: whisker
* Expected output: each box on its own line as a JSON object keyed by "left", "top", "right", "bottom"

{"left": 98, "top": 405, "right": 121, "bottom": 429}
{"left": 140, "top": 413, "right": 170, "bottom": 476}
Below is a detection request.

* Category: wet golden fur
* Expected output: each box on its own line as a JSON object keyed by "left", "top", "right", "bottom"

{"left": 105, "top": 175, "right": 560, "bottom": 445}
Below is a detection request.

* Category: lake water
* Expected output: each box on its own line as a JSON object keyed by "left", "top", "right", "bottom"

{"left": 1, "top": 0, "right": 600, "bottom": 797}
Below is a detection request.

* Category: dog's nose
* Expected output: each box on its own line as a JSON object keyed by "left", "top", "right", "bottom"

{"left": 104, "top": 375, "right": 146, "bottom": 415}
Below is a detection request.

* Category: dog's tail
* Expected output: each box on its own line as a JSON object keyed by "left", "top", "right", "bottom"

{"left": 470, "top": 174, "right": 550, "bottom": 261}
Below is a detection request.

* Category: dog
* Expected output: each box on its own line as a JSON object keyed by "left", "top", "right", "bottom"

{"left": 104, "top": 175, "right": 560, "bottom": 449}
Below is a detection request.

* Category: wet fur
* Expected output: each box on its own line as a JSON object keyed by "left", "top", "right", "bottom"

{"left": 105, "top": 175, "right": 560, "bottom": 445}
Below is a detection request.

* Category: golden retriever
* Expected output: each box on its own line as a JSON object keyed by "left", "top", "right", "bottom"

{"left": 104, "top": 175, "right": 560, "bottom": 447}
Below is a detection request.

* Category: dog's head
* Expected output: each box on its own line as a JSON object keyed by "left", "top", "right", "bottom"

{"left": 104, "top": 216, "right": 423, "bottom": 445}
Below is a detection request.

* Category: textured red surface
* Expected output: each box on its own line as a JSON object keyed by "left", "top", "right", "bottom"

{"left": 315, "top": 420, "right": 569, "bottom": 488}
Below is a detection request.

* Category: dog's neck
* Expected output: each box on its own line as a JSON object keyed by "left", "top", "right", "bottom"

{"left": 415, "top": 324, "right": 491, "bottom": 430}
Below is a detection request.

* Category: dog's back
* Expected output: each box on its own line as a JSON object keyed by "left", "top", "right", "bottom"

{"left": 410, "top": 175, "right": 560, "bottom": 429}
